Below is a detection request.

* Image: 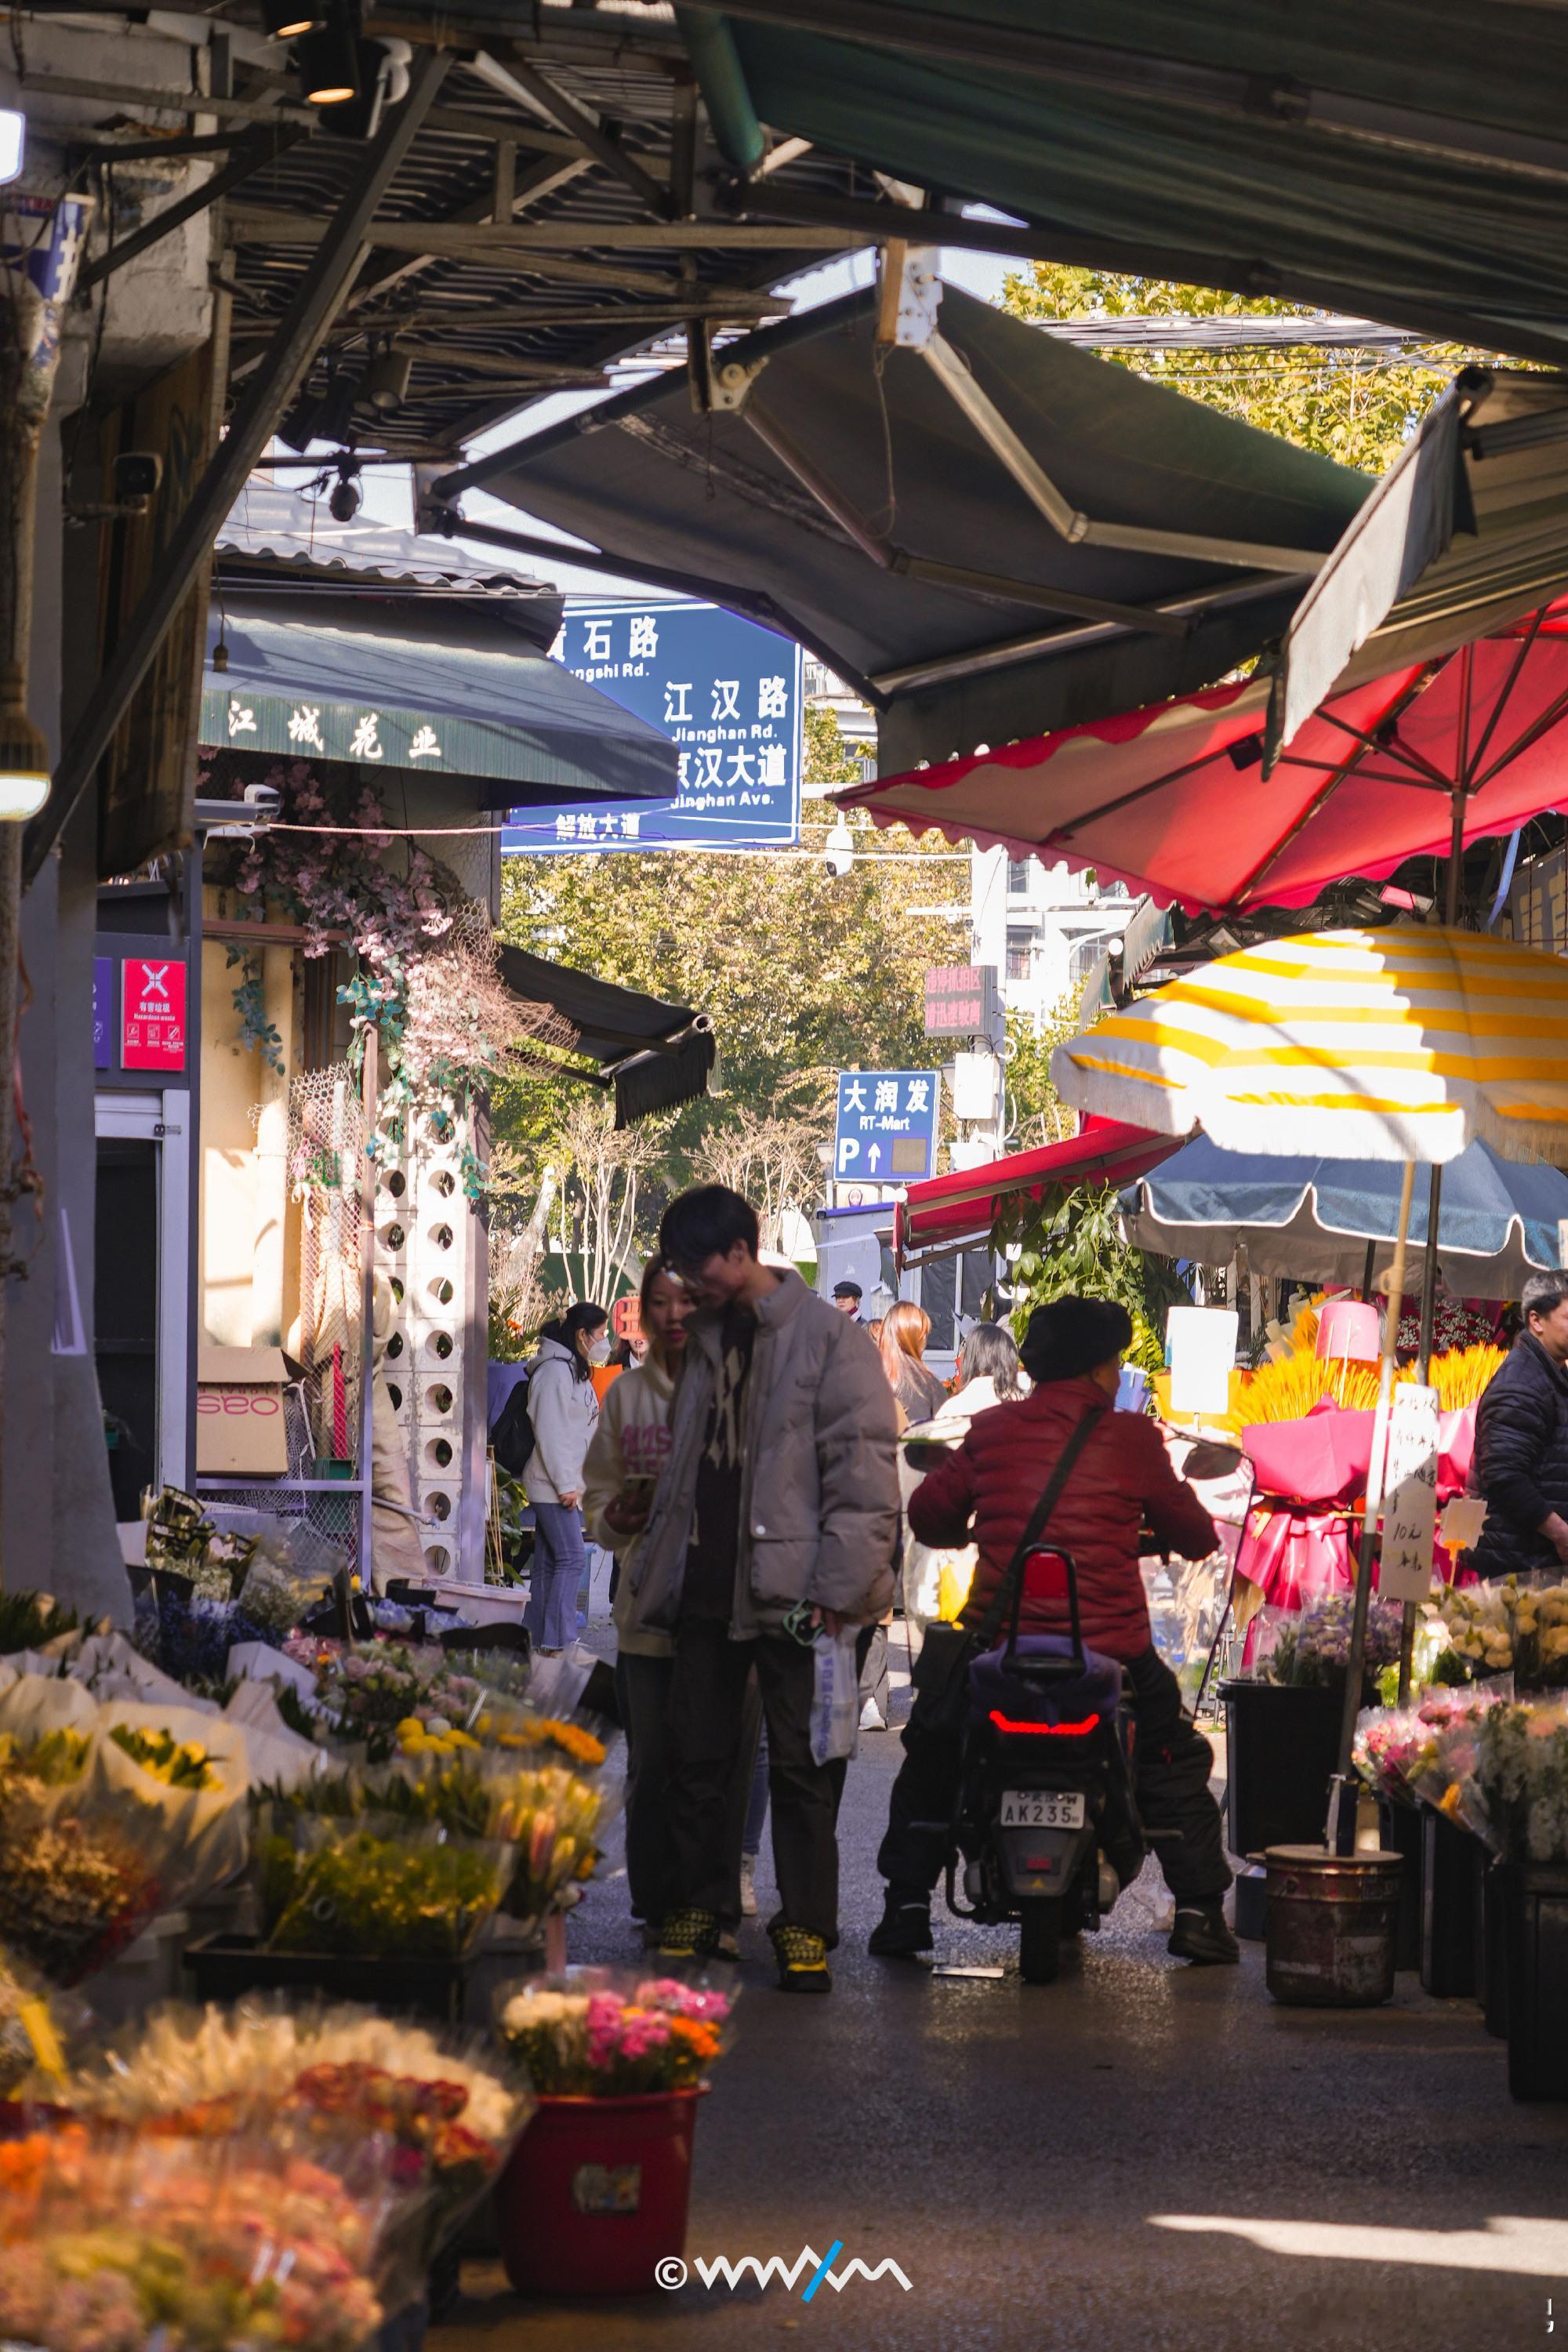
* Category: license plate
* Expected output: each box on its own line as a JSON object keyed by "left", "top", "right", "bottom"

{"left": 1000, "top": 1788, "right": 1085, "bottom": 1830}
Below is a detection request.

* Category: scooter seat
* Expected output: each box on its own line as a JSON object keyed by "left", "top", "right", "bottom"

{"left": 968, "top": 1635, "right": 1122, "bottom": 1730}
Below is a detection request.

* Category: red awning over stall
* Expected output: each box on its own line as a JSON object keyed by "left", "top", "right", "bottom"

{"left": 895, "top": 1117, "right": 1181, "bottom": 1265}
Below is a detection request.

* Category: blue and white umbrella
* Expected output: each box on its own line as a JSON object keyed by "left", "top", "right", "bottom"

{"left": 1120, "top": 1133, "right": 1568, "bottom": 1301}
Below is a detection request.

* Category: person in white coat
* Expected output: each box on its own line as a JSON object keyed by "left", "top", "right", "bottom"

{"left": 524, "top": 1301, "right": 608, "bottom": 1653}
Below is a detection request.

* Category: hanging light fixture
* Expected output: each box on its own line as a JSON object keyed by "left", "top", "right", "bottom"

{"left": 261, "top": 0, "right": 322, "bottom": 38}
{"left": 321, "top": 38, "right": 410, "bottom": 140}
{"left": 293, "top": 5, "right": 359, "bottom": 107}
{"left": 0, "top": 664, "right": 51, "bottom": 822}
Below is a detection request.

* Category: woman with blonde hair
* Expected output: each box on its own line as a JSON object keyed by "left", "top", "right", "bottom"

{"left": 878, "top": 1299, "right": 947, "bottom": 1425}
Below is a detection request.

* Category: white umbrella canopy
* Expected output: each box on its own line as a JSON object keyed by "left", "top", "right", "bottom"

{"left": 1051, "top": 925, "right": 1568, "bottom": 1167}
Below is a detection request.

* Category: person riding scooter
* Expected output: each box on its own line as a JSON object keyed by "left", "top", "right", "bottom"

{"left": 869, "top": 1295, "right": 1239, "bottom": 1968}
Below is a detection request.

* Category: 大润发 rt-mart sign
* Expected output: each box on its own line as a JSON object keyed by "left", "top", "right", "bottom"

{"left": 502, "top": 599, "right": 802, "bottom": 854}
{"left": 834, "top": 1069, "right": 942, "bottom": 1185}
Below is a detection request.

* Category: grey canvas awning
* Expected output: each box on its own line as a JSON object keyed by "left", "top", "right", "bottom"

{"left": 1269, "top": 367, "right": 1568, "bottom": 755}
{"left": 435, "top": 282, "right": 1368, "bottom": 770}
{"left": 201, "top": 593, "right": 677, "bottom": 808}
{"left": 498, "top": 942, "right": 716, "bottom": 1127}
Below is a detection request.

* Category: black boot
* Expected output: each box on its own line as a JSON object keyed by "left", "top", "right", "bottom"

{"left": 1168, "top": 1899, "right": 1240, "bottom": 1965}
{"left": 869, "top": 1888, "right": 935, "bottom": 1958}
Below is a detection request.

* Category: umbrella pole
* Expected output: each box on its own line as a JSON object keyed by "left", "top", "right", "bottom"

{"left": 1330, "top": 1156, "right": 1416, "bottom": 1851}
{"left": 1401, "top": 782, "right": 1468, "bottom": 1699}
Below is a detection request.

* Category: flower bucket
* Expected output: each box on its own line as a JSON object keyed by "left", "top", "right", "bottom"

{"left": 1264, "top": 1845, "right": 1403, "bottom": 2007}
{"left": 1221, "top": 1681, "right": 1345, "bottom": 1856}
{"left": 495, "top": 2086, "right": 707, "bottom": 2295}
{"left": 1501, "top": 1864, "right": 1568, "bottom": 2102}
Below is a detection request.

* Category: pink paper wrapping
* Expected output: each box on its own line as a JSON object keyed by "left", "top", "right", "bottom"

{"left": 1236, "top": 1400, "right": 1478, "bottom": 1610}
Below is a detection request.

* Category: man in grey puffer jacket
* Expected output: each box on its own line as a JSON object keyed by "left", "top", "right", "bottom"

{"left": 634, "top": 1185, "right": 898, "bottom": 1993}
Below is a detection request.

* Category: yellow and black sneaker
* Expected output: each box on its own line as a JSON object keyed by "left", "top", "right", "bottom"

{"left": 769, "top": 1920, "right": 833, "bottom": 1995}
{"left": 659, "top": 1907, "right": 720, "bottom": 1962}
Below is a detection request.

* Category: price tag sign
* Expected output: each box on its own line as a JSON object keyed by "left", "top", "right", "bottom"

{"left": 1167, "top": 1307, "right": 1238, "bottom": 1418}
{"left": 1381, "top": 1381, "right": 1439, "bottom": 1602}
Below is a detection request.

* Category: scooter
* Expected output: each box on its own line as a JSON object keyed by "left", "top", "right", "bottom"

{"left": 945, "top": 1542, "right": 1149, "bottom": 1984}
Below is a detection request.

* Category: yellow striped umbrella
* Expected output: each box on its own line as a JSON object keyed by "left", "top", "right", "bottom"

{"left": 1051, "top": 926, "right": 1568, "bottom": 1167}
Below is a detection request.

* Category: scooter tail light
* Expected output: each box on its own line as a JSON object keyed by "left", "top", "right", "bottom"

{"left": 988, "top": 1709, "right": 1100, "bottom": 1737}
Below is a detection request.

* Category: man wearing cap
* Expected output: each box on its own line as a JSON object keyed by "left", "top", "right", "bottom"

{"left": 830, "top": 1280, "right": 863, "bottom": 1319}
{"left": 869, "top": 1294, "right": 1237, "bottom": 1967}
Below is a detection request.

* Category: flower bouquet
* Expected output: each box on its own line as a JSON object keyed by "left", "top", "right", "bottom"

{"left": 255, "top": 1811, "right": 510, "bottom": 1958}
{"left": 0, "top": 1949, "right": 81, "bottom": 2099}
{"left": 70, "top": 1996, "right": 532, "bottom": 2290}
{"left": 1436, "top": 1579, "right": 1568, "bottom": 1688}
{"left": 258, "top": 1739, "right": 615, "bottom": 1932}
{"left": 498, "top": 1972, "right": 733, "bottom": 2097}
{"left": 1470, "top": 1697, "right": 1568, "bottom": 1862}
{"left": 285, "top": 1638, "right": 486, "bottom": 1759}
{"left": 0, "top": 2122, "right": 393, "bottom": 2352}
{"left": 1259, "top": 1593, "right": 1406, "bottom": 1697}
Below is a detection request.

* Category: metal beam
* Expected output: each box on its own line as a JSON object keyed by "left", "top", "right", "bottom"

{"left": 870, "top": 573, "right": 1305, "bottom": 695}
{"left": 25, "top": 49, "right": 451, "bottom": 890}
{"left": 342, "top": 151, "right": 593, "bottom": 311}
{"left": 473, "top": 50, "right": 672, "bottom": 217}
{"left": 674, "top": 0, "right": 1568, "bottom": 184}
{"left": 344, "top": 296, "right": 786, "bottom": 332}
{"left": 223, "top": 209, "right": 870, "bottom": 252}
{"left": 19, "top": 70, "right": 314, "bottom": 125}
{"left": 78, "top": 129, "right": 305, "bottom": 291}
{"left": 920, "top": 332, "right": 1327, "bottom": 575}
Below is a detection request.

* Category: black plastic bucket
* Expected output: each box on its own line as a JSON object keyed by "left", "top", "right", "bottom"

{"left": 1501, "top": 1864, "right": 1568, "bottom": 2101}
{"left": 1221, "top": 1681, "right": 1344, "bottom": 1855}
{"left": 1421, "top": 1809, "right": 1484, "bottom": 1998}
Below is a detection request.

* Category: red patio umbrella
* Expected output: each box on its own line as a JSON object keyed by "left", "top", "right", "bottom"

{"left": 837, "top": 602, "right": 1568, "bottom": 917}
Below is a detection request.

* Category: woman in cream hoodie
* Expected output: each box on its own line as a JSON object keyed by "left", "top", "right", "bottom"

{"left": 583, "top": 1254, "right": 691, "bottom": 1939}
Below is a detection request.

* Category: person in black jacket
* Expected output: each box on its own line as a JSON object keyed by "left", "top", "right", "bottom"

{"left": 1468, "top": 1271, "right": 1568, "bottom": 1581}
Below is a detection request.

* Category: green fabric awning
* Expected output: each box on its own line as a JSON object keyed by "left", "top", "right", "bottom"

{"left": 712, "top": 0, "right": 1568, "bottom": 364}
{"left": 447, "top": 283, "right": 1367, "bottom": 769}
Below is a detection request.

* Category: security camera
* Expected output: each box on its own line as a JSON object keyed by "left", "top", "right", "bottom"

{"left": 114, "top": 451, "right": 163, "bottom": 504}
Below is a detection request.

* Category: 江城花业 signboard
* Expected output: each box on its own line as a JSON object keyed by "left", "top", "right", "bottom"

{"left": 502, "top": 600, "right": 802, "bottom": 854}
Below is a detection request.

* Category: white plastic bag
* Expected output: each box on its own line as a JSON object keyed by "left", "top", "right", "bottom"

{"left": 809, "top": 1625, "right": 861, "bottom": 1766}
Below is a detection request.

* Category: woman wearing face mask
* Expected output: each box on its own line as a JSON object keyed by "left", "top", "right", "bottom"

{"left": 584, "top": 1254, "right": 693, "bottom": 1940}
{"left": 524, "top": 1300, "right": 608, "bottom": 1656}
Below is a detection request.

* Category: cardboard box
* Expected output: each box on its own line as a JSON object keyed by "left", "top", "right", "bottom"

{"left": 197, "top": 1345, "right": 292, "bottom": 1476}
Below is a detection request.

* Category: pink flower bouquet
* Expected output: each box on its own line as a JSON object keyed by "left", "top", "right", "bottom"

{"left": 498, "top": 1971, "right": 734, "bottom": 2098}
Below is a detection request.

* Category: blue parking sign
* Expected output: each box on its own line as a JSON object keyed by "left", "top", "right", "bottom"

{"left": 834, "top": 1070, "right": 942, "bottom": 1185}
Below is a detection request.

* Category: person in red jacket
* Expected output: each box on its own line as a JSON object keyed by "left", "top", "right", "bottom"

{"left": 869, "top": 1295, "right": 1239, "bottom": 1967}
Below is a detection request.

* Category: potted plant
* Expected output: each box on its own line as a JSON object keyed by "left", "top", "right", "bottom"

{"left": 494, "top": 1972, "right": 733, "bottom": 2295}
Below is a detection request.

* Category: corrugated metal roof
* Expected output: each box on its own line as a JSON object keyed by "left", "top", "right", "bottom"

{"left": 222, "top": 42, "right": 862, "bottom": 458}
{"left": 218, "top": 482, "right": 560, "bottom": 602}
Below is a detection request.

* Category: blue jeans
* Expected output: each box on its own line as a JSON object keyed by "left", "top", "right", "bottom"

{"left": 527, "top": 1501, "right": 585, "bottom": 1650}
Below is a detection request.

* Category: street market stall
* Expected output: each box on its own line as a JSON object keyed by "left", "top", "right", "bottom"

{"left": 1053, "top": 921, "right": 1568, "bottom": 2031}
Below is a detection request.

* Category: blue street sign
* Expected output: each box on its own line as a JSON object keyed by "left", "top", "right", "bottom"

{"left": 502, "top": 598, "right": 802, "bottom": 853}
{"left": 834, "top": 1070, "right": 942, "bottom": 1185}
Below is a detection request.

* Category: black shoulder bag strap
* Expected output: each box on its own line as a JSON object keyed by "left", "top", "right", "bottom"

{"left": 965, "top": 1394, "right": 1109, "bottom": 1653}
{"left": 908, "top": 1395, "right": 1108, "bottom": 1729}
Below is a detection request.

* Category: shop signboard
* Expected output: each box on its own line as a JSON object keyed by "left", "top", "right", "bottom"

{"left": 122, "top": 956, "right": 187, "bottom": 1072}
{"left": 502, "top": 599, "right": 801, "bottom": 853}
{"left": 834, "top": 1069, "right": 941, "bottom": 1185}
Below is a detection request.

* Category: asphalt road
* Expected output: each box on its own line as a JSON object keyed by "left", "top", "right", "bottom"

{"left": 437, "top": 1644, "right": 1568, "bottom": 2352}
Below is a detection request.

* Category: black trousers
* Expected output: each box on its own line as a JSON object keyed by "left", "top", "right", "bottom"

{"left": 667, "top": 1621, "right": 839, "bottom": 1944}
{"left": 877, "top": 1644, "right": 1231, "bottom": 1907}
{"left": 616, "top": 1649, "right": 761, "bottom": 1930}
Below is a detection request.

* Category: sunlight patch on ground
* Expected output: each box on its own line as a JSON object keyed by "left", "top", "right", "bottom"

{"left": 1149, "top": 2215, "right": 1568, "bottom": 2278}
